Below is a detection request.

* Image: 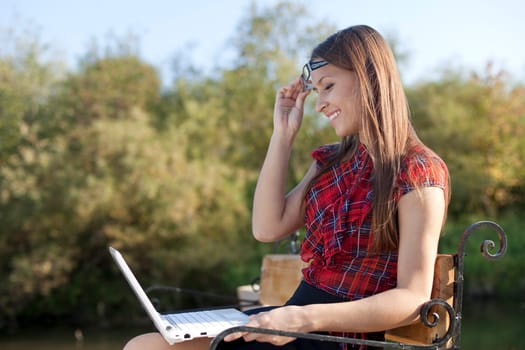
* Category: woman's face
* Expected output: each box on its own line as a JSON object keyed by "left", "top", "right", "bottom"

{"left": 311, "top": 64, "right": 362, "bottom": 137}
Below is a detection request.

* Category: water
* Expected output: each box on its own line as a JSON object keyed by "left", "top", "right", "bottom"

{"left": 460, "top": 299, "right": 524, "bottom": 350}
{"left": 0, "top": 326, "right": 146, "bottom": 350}
{"left": 0, "top": 300, "right": 523, "bottom": 350}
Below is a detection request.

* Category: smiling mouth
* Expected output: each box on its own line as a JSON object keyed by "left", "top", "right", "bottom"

{"left": 327, "top": 111, "right": 341, "bottom": 121}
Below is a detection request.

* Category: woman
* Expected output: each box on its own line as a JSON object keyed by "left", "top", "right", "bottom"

{"left": 123, "top": 24, "right": 450, "bottom": 350}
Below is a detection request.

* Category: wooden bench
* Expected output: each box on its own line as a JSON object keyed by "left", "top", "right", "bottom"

{"left": 209, "top": 221, "right": 508, "bottom": 350}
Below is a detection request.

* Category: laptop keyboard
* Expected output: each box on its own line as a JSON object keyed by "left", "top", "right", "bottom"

{"left": 162, "top": 310, "right": 244, "bottom": 332}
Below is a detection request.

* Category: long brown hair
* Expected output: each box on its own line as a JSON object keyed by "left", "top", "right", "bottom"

{"left": 307, "top": 25, "right": 450, "bottom": 251}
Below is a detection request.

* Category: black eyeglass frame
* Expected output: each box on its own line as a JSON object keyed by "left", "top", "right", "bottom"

{"left": 301, "top": 60, "right": 329, "bottom": 91}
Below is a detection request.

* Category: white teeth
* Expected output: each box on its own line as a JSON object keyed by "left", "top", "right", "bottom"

{"left": 328, "top": 111, "right": 340, "bottom": 120}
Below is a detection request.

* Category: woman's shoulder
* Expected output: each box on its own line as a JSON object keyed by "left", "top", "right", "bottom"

{"left": 402, "top": 144, "right": 447, "bottom": 171}
{"left": 311, "top": 142, "right": 368, "bottom": 165}
{"left": 398, "top": 143, "right": 449, "bottom": 192}
{"left": 311, "top": 143, "right": 339, "bottom": 164}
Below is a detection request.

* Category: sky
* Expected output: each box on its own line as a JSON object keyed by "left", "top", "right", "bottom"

{"left": 1, "top": 0, "right": 524, "bottom": 85}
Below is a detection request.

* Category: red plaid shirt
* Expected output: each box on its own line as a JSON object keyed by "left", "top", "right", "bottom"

{"left": 300, "top": 142, "right": 448, "bottom": 348}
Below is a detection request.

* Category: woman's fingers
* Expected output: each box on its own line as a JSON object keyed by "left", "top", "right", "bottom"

{"left": 242, "top": 332, "right": 295, "bottom": 345}
{"left": 278, "top": 78, "right": 308, "bottom": 100}
{"left": 222, "top": 310, "right": 298, "bottom": 346}
{"left": 223, "top": 331, "right": 248, "bottom": 342}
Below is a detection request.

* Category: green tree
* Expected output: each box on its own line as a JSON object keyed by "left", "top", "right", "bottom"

{"left": 408, "top": 66, "right": 525, "bottom": 217}
{"left": 0, "top": 31, "right": 67, "bottom": 328}
{"left": 52, "top": 56, "right": 160, "bottom": 125}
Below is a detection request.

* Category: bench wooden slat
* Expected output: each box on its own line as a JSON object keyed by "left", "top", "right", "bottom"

{"left": 384, "top": 254, "right": 455, "bottom": 345}
{"left": 259, "top": 254, "right": 308, "bottom": 306}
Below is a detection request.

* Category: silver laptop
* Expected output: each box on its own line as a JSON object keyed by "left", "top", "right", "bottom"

{"left": 109, "top": 246, "right": 249, "bottom": 344}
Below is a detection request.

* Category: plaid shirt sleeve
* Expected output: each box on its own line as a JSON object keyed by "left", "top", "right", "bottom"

{"left": 395, "top": 146, "right": 449, "bottom": 200}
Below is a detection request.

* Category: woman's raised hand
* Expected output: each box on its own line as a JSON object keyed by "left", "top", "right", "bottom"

{"left": 273, "top": 78, "right": 310, "bottom": 141}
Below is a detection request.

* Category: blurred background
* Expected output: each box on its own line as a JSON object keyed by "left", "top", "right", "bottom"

{"left": 0, "top": 1, "right": 523, "bottom": 349}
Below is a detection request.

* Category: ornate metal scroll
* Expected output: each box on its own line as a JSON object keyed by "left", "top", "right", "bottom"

{"left": 419, "top": 298, "right": 457, "bottom": 348}
{"left": 453, "top": 220, "right": 508, "bottom": 349}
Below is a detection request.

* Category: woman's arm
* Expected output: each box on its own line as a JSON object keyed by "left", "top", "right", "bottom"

{"left": 251, "top": 78, "right": 313, "bottom": 242}
{"left": 306, "top": 186, "right": 445, "bottom": 332}
{"left": 228, "top": 186, "right": 446, "bottom": 344}
{"left": 252, "top": 154, "right": 316, "bottom": 243}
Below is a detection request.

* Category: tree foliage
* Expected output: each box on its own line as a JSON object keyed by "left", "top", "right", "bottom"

{"left": 408, "top": 66, "right": 525, "bottom": 216}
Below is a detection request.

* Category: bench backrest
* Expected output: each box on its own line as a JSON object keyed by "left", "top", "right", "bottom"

{"left": 384, "top": 254, "right": 455, "bottom": 345}
{"left": 259, "top": 254, "right": 308, "bottom": 306}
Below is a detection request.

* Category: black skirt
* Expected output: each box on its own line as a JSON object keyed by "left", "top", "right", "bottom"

{"left": 216, "top": 280, "right": 384, "bottom": 350}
